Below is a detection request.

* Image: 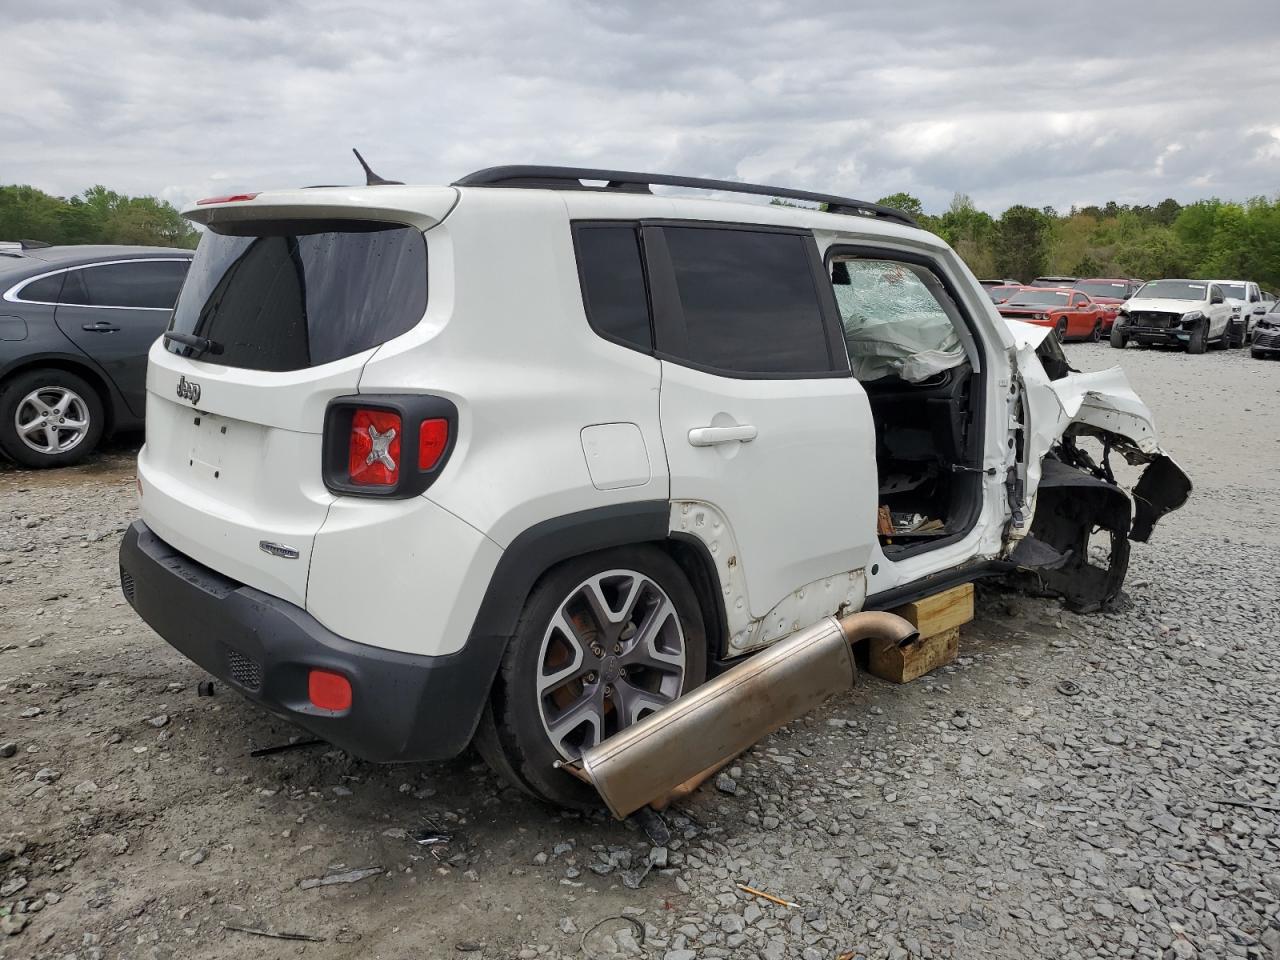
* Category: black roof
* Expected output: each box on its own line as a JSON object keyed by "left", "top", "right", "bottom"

{"left": 453, "top": 165, "right": 919, "bottom": 228}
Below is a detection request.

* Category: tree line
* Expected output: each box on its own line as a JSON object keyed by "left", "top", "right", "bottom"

{"left": 0, "top": 184, "right": 198, "bottom": 249}
{"left": 876, "top": 191, "right": 1280, "bottom": 289}
{"left": 5, "top": 181, "right": 1278, "bottom": 290}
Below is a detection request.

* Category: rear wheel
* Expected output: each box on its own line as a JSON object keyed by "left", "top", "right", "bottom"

{"left": 0, "top": 368, "right": 105, "bottom": 468}
{"left": 476, "top": 546, "right": 707, "bottom": 807}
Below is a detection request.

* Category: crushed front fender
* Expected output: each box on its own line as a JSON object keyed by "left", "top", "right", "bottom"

{"left": 1007, "top": 318, "right": 1192, "bottom": 542}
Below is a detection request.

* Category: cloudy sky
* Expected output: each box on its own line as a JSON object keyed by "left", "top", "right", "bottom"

{"left": 2, "top": 0, "right": 1279, "bottom": 215}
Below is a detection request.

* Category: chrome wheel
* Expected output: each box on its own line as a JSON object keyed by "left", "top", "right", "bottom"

{"left": 14, "top": 386, "right": 91, "bottom": 456}
{"left": 536, "top": 569, "right": 687, "bottom": 759}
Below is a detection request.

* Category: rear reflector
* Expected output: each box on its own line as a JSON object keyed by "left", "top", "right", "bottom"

{"left": 348, "top": 408, "right": 402, "bottom": 486}
{"left": 195, "top": 192, "right": 260, "bottom": 205}
{"left": 308, "top": 669, "right": 353, "bottom": 711}
{"left": 418, "top": 418, "right": 449, "bottom": 470}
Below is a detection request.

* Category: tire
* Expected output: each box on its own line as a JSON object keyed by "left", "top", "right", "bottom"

{"left": 1109, "top": 327, "right": 1127, "bottom": 349}
{"left": 1055, "top": 318, "right": 1068, "bottom": 342}
{"left": 1090, "top": 321, "right": 1102, "bottom": 343}
{"left": 476, "top": 545, "right": 708, "bottom": 808}
{"left": 1227, "top": 319, "right": 1243, "bottom": 349}
{"left": 0, "top": 368, "right": 105, "bottom": 468}
{"left": 1252, "top": 348, "right": 1265, "bottom": 359}
{"left": 1187, "top": 323, "right": 1206, "bottom": 354}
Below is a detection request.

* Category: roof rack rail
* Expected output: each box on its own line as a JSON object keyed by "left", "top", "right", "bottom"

{"left": 452, "top": 165, "right": 919, "bottom": 228}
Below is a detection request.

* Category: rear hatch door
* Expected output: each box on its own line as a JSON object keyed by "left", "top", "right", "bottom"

{"left": 139, "top": 190, "right": 453, "bottom": 606}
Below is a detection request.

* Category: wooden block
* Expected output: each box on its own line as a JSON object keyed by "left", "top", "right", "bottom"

{"left": 894, "top": 582, "right": 974, "bottom": 636}
{"left": 866, "top": 625, "right": 960, "bottom": 684}
{"left": 864, "top": 584, "right": 974, "bottom": 684}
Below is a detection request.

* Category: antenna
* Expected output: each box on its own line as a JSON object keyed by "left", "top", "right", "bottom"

{"left": 352, "top": 148, "right": 403, "bottom": 186}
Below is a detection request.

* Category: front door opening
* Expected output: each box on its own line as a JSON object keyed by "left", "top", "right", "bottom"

{"left": 827, "top": 255, "right": 984, "bottom": 558}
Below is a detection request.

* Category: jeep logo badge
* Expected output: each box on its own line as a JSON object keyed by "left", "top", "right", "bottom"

{"left": 176, "top": 375, "right": 202, "bottom": 405}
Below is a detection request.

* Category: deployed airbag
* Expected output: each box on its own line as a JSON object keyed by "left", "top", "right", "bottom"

{"left": 831, "top": 260, "right": 966, "bottom": 382}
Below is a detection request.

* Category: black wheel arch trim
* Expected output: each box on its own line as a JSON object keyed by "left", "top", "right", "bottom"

{"left": 467, "top": 500, "right": 672, "bottom": 641}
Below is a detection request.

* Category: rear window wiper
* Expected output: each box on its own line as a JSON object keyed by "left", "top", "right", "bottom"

{"left": 163, "top": 331, "right": 225, "bottom": 357}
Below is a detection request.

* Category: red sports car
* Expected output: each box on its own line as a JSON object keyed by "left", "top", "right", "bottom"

{"left": 985, "top": 283, "right": 1025, "bottom": 305}
{"left": 997, "top": 287, "right": 1107, "bottom": 342}
{"left": 1073, "top": 278, "right": 1144, "bottom": 333}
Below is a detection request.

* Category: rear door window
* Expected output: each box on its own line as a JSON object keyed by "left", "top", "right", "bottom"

{"left": 166, "top": 220, "right": 427, "bottom": 372}
{"left": 62, "top": 260, "right": 189, "bottom": 309}
{"left": 660, "top": 226, "right": 837, "bottom": 376}
{"left": 17, "top": 272, "right": 64, "bottom": 303}
{"left": 572, "top": 222, "right": 652, "bottom": 350}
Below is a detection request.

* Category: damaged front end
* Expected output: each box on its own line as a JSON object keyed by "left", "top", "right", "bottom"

{"left": 1005, "top": 322, "right": 1192, "bottom": 611}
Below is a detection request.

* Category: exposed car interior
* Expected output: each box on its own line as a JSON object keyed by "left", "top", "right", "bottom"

{"left": 828, "top": 256, "right": 983, "bottom": 555}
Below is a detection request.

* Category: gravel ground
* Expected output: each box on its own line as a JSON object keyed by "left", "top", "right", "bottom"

{"left": 1, "top": 343, "right": 1277, "bottom": 960}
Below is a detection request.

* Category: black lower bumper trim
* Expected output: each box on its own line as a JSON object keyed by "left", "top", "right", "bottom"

{"left": 118, "top": 521, "right": 503, "bottom": 763}
{"left": 1127, "top": 326, "right": 1188, "bottom": 345}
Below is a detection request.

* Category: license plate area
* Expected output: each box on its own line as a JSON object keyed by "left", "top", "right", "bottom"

{"left": 186, "top": 413, "right": 231, "bottom": 479}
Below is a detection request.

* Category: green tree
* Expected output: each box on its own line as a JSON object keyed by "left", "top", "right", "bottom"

{"left": 875, "top": 192, "right": 925, "bottom": 220}
{"left": 937, "top": 194, "right": 997, "bottom": 278}
{"left": 0, "top": 184, "right": 198, "bottom": 248}
{"left": 994, "top": 205, "right": 1050, "bottom": 282}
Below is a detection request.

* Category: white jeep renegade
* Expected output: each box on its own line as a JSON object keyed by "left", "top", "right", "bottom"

{"left": 119, "top": 165, "right": 1191, "bottom": 807}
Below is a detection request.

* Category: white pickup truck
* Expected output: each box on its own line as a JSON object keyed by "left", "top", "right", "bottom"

{"left": 1212, "top": 279, "right": 1266, "bottom": 342}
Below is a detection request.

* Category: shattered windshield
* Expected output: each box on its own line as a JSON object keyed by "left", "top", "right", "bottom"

{"left": 828, "top": 258, "right": 965, "bottom": 382}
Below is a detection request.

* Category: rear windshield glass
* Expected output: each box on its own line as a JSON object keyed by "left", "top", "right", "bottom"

{"left": 166, "top": 219, "right": 427, "bottom": 371}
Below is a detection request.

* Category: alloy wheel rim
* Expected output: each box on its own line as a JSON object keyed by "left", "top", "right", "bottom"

{"left": 14, "top": 386, "right": 90, "bottom": 456}
{"left": 535, "top": 569, "right": 687, "bottom": 760}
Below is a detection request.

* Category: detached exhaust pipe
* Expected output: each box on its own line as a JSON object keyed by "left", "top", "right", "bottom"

{"left": 568, "top": 611, "right": 917, "bottom": 818}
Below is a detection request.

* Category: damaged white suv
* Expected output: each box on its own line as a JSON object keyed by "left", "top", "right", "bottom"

{"left": 119, "top": 164, "right": 1190, "bottom": 807}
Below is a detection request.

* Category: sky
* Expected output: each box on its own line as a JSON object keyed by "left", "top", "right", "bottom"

{"left": 2, "top": 0, "right": 1279, "bottom": 216}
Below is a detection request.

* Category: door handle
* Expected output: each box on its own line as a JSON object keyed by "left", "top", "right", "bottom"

{"left": 82, "top": 322, "right": 120, "bottom": 333}
{"left": 688, "top": 424, "right": 758, "bottom": 446}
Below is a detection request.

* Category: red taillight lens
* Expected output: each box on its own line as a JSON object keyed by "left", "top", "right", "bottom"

{"left": 418, "top": 418, "right": 449, "bottom": 470}
{"left": 348, "top": 408, "right": 402, "bottom": 486}
{"left": 195, "top": 192, "right": 260, "bottom": 205}
{"left": 308, "top": 669, "right": 352, "bottom": 711}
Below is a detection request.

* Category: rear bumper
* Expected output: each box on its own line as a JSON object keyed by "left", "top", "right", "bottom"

{"left": 118, "top": 521, "right": 503, "bottom": 762}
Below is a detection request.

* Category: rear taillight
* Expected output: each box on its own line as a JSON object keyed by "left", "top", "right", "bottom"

{"left": 348, "top": 408, "right": 402, "bottom": 486}
{"left": 322, "top": 395, "right": 457, "bottom": 498}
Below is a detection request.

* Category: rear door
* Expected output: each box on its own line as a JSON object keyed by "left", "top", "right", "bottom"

{"left": 650, "top": 222, "right": 878, "bottom": 623}
{"left": 53, "top": 258, "right": 190, "bottom": 416}
{"left": 139, "top": 216, "right": 433, "bottom": 606}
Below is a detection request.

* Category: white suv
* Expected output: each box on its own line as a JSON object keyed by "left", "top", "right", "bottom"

{"left": 1111, "top": 278, "right": 1238, "bottom": 352}
{"left": 119, "top": 165, "right": 1191, "bottom": 807}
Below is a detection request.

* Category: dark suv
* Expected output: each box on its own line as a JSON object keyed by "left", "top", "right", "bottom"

{"left": 0, "top": 244, "right": 192, "bottom": 466}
